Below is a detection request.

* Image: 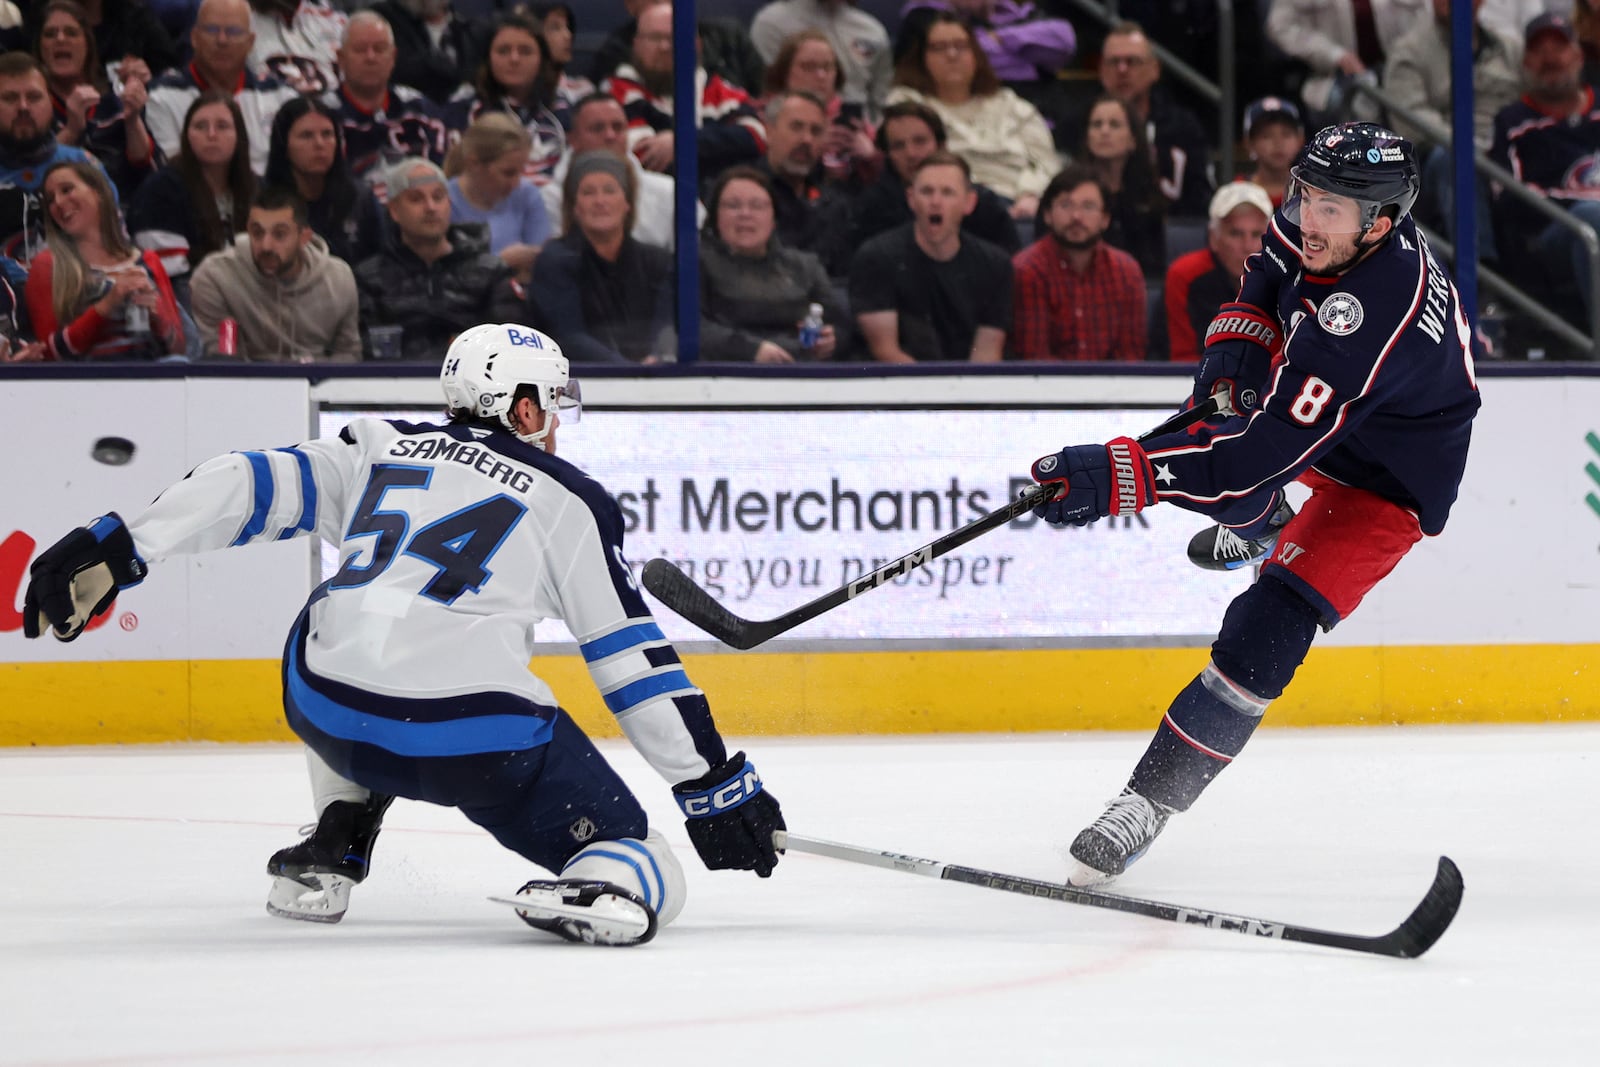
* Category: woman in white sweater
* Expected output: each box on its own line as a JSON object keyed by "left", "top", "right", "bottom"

{"left": 886, "top": 11, "right": 1060, "bottom": 219}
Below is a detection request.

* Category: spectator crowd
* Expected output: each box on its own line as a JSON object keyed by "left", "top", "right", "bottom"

{"left": 0, "top": 0, "right": 1590, "bottom": 365}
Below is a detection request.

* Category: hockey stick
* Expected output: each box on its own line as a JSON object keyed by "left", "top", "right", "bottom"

{"left": 642, "top": 399, "right": 1222, "bottom": 648}
{"left": 774, "top": 831, "right": 1463, "bottom": 959}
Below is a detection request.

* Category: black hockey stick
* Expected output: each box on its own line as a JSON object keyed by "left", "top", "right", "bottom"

{"left": 775, "top": 831, "right": 1463, "bottom": 959}
{"left": 642, "top": 398, "right": 1222, "bottom": 649}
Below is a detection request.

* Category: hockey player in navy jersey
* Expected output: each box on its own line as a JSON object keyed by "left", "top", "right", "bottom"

{"left": 1024, "top": 123, "right": 1480, "bottom": 886}
{"left": 21, "top": 323, "right": 785, "bottom": 945}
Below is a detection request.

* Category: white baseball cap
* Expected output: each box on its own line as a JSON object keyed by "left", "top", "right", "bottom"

{"left": 1208, "top": 181, "right": 1274, "bottom": 223}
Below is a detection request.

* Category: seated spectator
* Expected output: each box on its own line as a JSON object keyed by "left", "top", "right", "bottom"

{"left": 355, "top": 157, "right": 524, "bottom": 361}
{"left": 886, "top": 11, "right": 1058, "bottom": 218}
{"left": 751, "top": 0, "right": 894, "bottom": 120}
{"left": 189, "top": 186, "right": 360, "bottom": 361}
{"left": 1579, "top": 0, "right": 1600, "bottom": 85}
{"left": 29, "top": 0, "right": 182, "bottom": 78}
{"left": 0, "top": 51, "right": 109, "bottom": 264}
{"left": 127, "top": 90, "right": 256, "bottom": 306}
{"left": 323, "top": 9, "right": 452, "bottom": 190}
{"left": 35, "top": 1, "right": 156, "bottom": 198}
{"left": 264, "top": 95, "right": 384, "bottom": 266}
{"left": 1093, "top": 20, "right": 1214, "bottom": 216}
{"left": 1079, "top": 93, "right": 1166, "bottom": 277}
{"left": 26, "top": 159, "right": 186, "bottom": 360}
{"left": 247, "top": 0, "right": 345, "bottom": 95}
{"left": 529, "top": 151, "right": 674, "bottom": 363}
{"left": 460, "top": 11, "right": 566, "bottom": 185}
{"left": 589, "top": 0, "right": 766, "bottom": 93}
{"left": 1011, "top": 165, "right": 1147, "bottom": 362}
{"left": 605, "top": 2, "right": 767, "bottom": 180}
{"left": 146, "top": 0, "right": 297, "bottom": 175}
{"left": 445, "top": 111, "right": 553, "bottom": 282}
{"left": 699, "top": 165, "right": 843, "bottom": 362}
{"left": 1266, "top": 0, "right": 1429, "bottom": 123}
{"left": 1491, "top": 13, "right": 1600, "bottom": 325}
{"left": 846, "top": 98, "right": 1019, "bottom": 260}
{"left": 1164, "top": 182, "right": 1272, "bottom": 364}
{"left": 368, "top": 0, "right": 482, "bottom": 107}
{"left": 762, "top": 30, "right": 880, "bottom": 186}
{"left": 1384, "top": 0, "right": 1520, "bottom": 263}
{"left": 1239, "top": 96, "right": 1305, "bottom": 208}
{"left": 755, "top": 91, "right": 851, "bottom": 263}
{"left": 541, "top": 92, "right": 701, "bottom": 251}
{"left": 849, "top": 149, "right": 1011, "bottom": 362}
{"left": 896, "top": 1, "right": 1077, "bottom": 146}
{"left": 529, "top": 2, "right": 594, "bottom": 124}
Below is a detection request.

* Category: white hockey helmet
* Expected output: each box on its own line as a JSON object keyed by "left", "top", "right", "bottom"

{"left": 440, "top": 323, "right": 580, "bottom": 447}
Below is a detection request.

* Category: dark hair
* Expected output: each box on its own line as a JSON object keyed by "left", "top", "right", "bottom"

{"left": 911, "top": 148, "right": 971, "bottom": 185}
{"left": 33, "top": 1, "right": 105, "bottom": 93}
{"left": 251, "top": 185, "right": 309, "bottom": 227}
{"left": 1039, "top": 164, "right": 1109, "bottom": 216}
{"left": 475, "top": 11, "right": 554, "bottom": 107}
{"left": 265, "top": 95, "right": 358, "bottom": 222}
{"left": 570, "top": 90, "right": 623, "bottom": 125}
{"left": 1081, "top": 93, "right": 1162, "bottom": 213}
{"left": 0, "top": 50, "right": 46, "bottom": 81}
{"left": 893, "top": 14, "right": 1000, "bottom": 98}
{"left": 875, "top": 99, "right": 947, "bottom": 153}
{"left": 177, "top": 90, "right": 256, "bottom": 260}
{"left": 762, "top": 29, "right": 845, "bottom": 97}
{"left": 705, "top": 164, "right": 775, "bottom": 239}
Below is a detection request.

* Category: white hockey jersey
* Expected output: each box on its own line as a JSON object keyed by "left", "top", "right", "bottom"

{"left": 126, "top": 418, "right": 725, "bottom": 785}
{"left": 249, "top": 0, "right": 347, "bottom": 96}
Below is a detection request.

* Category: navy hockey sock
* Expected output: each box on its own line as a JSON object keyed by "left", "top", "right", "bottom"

{"left": 1129, "top": 575, "right": 1321, "bottom": 811}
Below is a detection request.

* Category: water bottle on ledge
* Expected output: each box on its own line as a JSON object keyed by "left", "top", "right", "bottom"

{"left": 799, "top": 302, "right": 824, "bottom": 351}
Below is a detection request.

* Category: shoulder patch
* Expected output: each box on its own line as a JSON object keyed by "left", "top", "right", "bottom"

{"left": 1317, "top": 292, "right": 1364, "bottom": 336}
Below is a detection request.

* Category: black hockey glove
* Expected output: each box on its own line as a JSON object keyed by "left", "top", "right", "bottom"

{"left": 1194, "top": 303, "right": 1278, "bottom": 415}
{"left": 23, "top": 513, "right": 148, "bottom": 642}
{"left": 672, "top": 752, "right": 784, "bottom": 877}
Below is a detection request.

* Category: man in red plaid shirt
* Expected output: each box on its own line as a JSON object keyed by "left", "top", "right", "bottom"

{"left": 1010, "top": 165, "right": 1148, "bottom": 361}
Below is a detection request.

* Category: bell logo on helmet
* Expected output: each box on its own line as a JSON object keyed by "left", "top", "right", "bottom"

{"left": 506, "top": 328, "right": 544, "bottom": 349}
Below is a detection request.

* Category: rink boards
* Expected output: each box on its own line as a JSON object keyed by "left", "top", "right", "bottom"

{"left": 3, "top": 371, "right": 1596, "bottom": 745}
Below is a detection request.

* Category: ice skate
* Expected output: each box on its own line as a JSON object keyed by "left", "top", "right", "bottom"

{"left": 265, "top": 795, "right": 393, "bottom": 923}
{"left": 1067, "top": 789, "right": 1174, "bottom": 887}
{"left": 498, "top": 879, "right": 658, "bottom": 946}
{"left": 1187, "top": 497, "right": 1295, "bottom": 571}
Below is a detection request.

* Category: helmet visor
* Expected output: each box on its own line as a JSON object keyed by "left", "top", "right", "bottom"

{"left": 554, "top": 378, "right": 582, "bottom": 423}
{"left": 1282, "top": 178, "right": 1375, "bottom": 237}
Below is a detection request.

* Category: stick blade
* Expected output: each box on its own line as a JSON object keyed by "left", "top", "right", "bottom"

{"left": 1382, "top": 856, "right": 1465, "bottom": 959}
{"left": 640, "top": 558, "right": 764, "bottom": 649}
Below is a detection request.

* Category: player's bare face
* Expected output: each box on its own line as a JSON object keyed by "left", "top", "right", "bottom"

{"left": 1296, "top": 187, "right": 1364, "bottom": 273}
{"left": 909, "top": 163, "right": 973, "bottom": 242}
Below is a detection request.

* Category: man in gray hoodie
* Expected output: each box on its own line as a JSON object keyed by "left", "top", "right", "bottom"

{"left": 190, "top": 186, "right": 362, "bottom": 362}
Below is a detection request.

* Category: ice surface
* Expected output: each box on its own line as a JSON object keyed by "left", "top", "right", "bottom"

{"left": 3, "top": 725, "right": 1596, "bottom": 1066}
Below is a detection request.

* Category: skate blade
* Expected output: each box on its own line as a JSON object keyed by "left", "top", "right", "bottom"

{"left": 266, "top": 873, "right": 352, "bottom": 924}
{"left": 488, "top": 891, "right": 653, "bottom": 946}
{"left": 1066, "top": 861, "right": 1118, "bottom": 888}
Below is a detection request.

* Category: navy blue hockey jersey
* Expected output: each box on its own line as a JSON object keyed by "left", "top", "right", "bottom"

{"left": 1141, "top": 212, "right": 1480, "bottom": 536}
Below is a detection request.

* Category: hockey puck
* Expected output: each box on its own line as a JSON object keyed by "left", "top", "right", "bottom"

{"left": 91, "top": 436, "right": 136, "bottom": 466}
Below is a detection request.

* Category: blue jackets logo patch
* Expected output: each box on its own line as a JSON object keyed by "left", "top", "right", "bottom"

{"left": 1317, "top": 293, "right": 1364, "bottom": 336}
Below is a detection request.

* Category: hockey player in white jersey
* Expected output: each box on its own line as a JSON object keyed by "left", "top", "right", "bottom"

{"left": 21, "top": 323, "right": 785, "bottom": 946}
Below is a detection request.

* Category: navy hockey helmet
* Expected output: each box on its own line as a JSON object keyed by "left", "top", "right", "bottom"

{"left": 1287, "top": 123, "right": 1420, "bottom": 235}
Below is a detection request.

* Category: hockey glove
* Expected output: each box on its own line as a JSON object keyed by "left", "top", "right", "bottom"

{"left": 673, "top": 752, "right": 785, "bottom": 877}
{"left": 1030, "top": 438, "right": 1156, "bottom": 526}
{"left": 23, "top": 513, "right": 148, "bottom": 642}
{"left": 1194, "top": 303, "right": 1278, "bottom": 415}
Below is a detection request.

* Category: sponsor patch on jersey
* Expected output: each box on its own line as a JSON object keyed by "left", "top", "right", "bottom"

{"left": 1317, "top": 293, "right": 1364, "bottom": 336}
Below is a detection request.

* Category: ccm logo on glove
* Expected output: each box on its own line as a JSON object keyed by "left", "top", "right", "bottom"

{"left": 676, "top": 763, "right": 764, "bottom": 817}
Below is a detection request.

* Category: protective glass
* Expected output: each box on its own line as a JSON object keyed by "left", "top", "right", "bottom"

{"left": 1281, "top": 179, "right": 1372, "bottom": 237}
{"left": 554, "top": 379, "right": 582, "bottom": 423}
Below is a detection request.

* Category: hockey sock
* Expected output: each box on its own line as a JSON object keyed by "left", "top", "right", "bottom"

{"left": 560, "top": 829, "right": 686, "bottom": 926}
{"left": 1129, "top": 575, "right": 1320, "bottom": 811}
